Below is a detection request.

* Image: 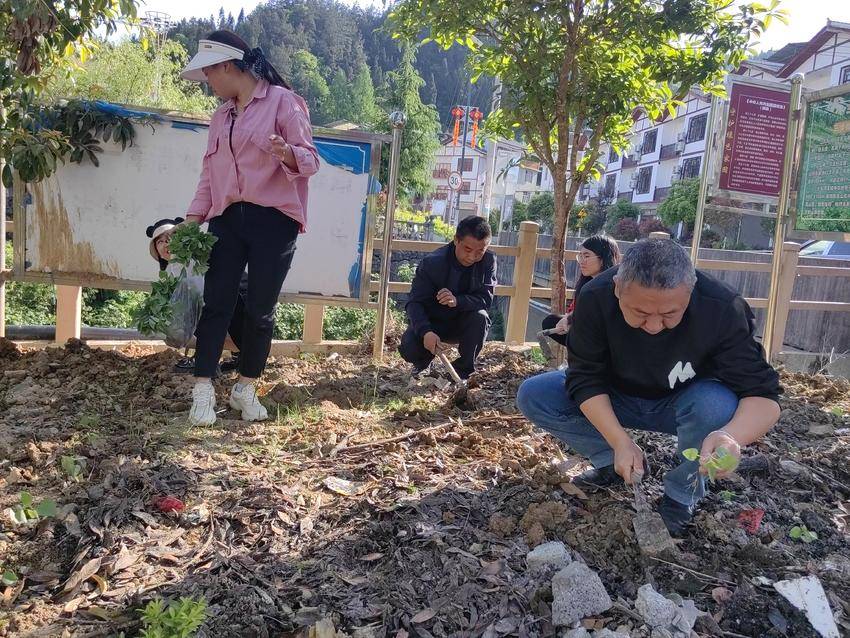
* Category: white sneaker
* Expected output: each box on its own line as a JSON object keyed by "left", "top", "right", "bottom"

{"left": 229, "top": 383, "right": 269, "bottom": 422}
{"left": 189, "top": 382, "right": 217, "bottom": 426}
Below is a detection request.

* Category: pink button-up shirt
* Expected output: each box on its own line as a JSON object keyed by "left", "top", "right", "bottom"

{"left": 186, "top": 80, "right": 319, "bottom": 231}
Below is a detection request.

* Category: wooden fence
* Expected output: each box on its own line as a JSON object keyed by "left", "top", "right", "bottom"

{"left": 2, "top": 220, "right": 850, "bottom": 360}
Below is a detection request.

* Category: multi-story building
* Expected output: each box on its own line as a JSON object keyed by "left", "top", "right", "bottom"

{"left": 577, "top": 19, "right": 850, "bottom": 245}
{"left": 425, "top": 133, "right": 489, "bottom": 221}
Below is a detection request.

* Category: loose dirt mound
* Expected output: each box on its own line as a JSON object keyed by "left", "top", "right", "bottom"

{"left": 0, "top": 339, "right": 847, "bottom": 637}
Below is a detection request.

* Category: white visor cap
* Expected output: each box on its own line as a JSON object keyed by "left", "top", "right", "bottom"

{"left": 180, "top": 39, "right": 245, "bottom": 82}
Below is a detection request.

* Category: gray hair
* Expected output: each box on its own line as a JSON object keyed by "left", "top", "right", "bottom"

{"left": 615, "top": 239, "right": 697, "bottom": 290}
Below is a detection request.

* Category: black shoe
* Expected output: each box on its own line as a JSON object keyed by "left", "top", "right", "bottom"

{"left": 220, "top": 353, "right": 240, "bottom": 373}
{"left": 572, "top": 464, "right": 624, "bottom": 492}
{"left": 657, "top": 494, "right": 695, "bottom": 537}
{"left": 450, "top": 358, "right": 474, "bottom": 380}
{"left": 173, "top": 356, "right": 195, "bottom": 374}
{"left": 412, "top": 362, "right": 433, "bottom": 379}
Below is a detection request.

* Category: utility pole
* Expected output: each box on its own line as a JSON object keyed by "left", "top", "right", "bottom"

{"left": 481, "top": 76, "right": 503, "bottom": 220}
{"left": 453, "top": 79, "right": 473, "bottom": 224}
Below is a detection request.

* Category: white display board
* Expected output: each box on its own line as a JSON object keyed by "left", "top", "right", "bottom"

{"left": 21, "top": 106, "right": 384, "bottom": 301}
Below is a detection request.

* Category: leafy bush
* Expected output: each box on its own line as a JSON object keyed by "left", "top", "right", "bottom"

{"left": 612, "top": 218, "right": 640, "bottom": 241}
{"left": 397, "top": 262, "right": 416, "bottom": 283}
{"left": 638, "top": 218, "right": 670, "bottom": 238}
{"left": 604, "top": 199, "right": 640, "bottom": 232}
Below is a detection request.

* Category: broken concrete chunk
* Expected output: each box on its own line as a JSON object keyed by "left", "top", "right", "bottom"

{"left": 636, "top": 584, "right": 679, "bottom": 628}
{"left": 552, "top": 562, "right": 613, "bottom": 627}
{"left": 560, "top": 629, "right": 591, "bottom": 638}
{"left": 774, "top": 576, "right": 840, "bottom": 638}
{"left": 595, "top": 630, "right": 631, "bottom": 638}
{"left": 527, "top": 540, "right": 571, "bottom": 572}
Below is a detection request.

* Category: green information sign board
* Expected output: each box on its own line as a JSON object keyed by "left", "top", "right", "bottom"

{"left": 795, "top": 86, "right": 850, "bottom": 237}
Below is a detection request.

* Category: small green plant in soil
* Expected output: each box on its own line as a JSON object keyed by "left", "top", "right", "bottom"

{"left": 7, "top": 492, "right": 57, "bottom": 525}
{"left": 830, "top": 407, "right": 845, "bottom": 417}
{"left": 719, "top": 490, "right": 735, "bottom": 502}
{"left": 1, "top": 570, "right": 18, "bottom": 586}
{"left": 60, "top": 455, "right": 86, "bottom": 481}
{"left": 682, "top": 447, "right": 739, "bottom": 482}
{"left": 139, "top": 596, "right": 207, "bottom": 638}
{"left": 789, "top": 525, "right": 818, "bottom": 543}
{"left": 528, "top": 346, "right": 547, "bottom": 366}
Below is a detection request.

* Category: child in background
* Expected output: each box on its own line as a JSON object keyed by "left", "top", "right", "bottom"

{"left": 146, "top": 217, "right": 244, "bottom": 373}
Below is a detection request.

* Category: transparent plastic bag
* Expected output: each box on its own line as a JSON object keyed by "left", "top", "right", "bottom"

{"left": 163, "top": 264, "right": 205, "bottom": 349}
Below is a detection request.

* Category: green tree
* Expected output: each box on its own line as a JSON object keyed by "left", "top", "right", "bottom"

{"left": 797, "top": 206, "right": 850, "bottom": 233}
{"left": 509, "top": 201, "right": 528, "bottom": 230}
{"left": 390, "top": 0, "right": 784, "bottom": 313}
{"left": 46, "top": 40, "right": 215, "bottom": 113}
{"left": 326, "top": 68, "right": 350, "bottom": 122}
{"left": 658, "top": 177, "right": 700, "bottom": 227}
{"left": 1, "top": 0, "right": 139, "bottom": 186}
{"left": 526, "top": 192, "right": 555, "bottom": 233}
{"left": 605, "top": 199, "right": 640, "bottom": 233}
{"left": 290, "top": 50, "right": 330, "bottom": 123}
{"left": 350, "top": 64, "right": 379, "bottom": 125}
{"left": 374, "top": 43, "right": 441, "bottom": 199}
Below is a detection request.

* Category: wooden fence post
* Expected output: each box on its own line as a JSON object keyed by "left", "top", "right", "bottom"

{"left": 302, "top": 303, "right": 324, "bottom": 345}
{"left": 768, "top": 241, "right": 800, "bottom": 360}
{"left": 55, "top": 285, "right": 82, "bottom": 344}
{"left": 505, "top": 221, "right": 539, "bottom": 344}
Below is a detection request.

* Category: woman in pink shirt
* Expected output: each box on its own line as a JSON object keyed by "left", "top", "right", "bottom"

{"left": 176, "top": 30, "right": 319, "bottom": 426}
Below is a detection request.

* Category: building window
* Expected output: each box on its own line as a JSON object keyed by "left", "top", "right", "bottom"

{"left": 635, "top": 167, "right": 652, "bottom": 194}
{"left": 685, "top": 113, "right": 708, "bottom": 143}
{"left": 603, "top": 174, "right": 617, "bottom": 198}
{"left": 681, "top": 156, "right": 702, "bottom": 180}
{"left": 460, "top": 181, "right": 471, "bottom": 195}
{"left": 608, "top": 148, "right": 619, "bottom": 164}
{"left": 641, "top": 129, "right": 658, "bottom": 155}
{"left": 842, "top": 65, "right": 850, "bottom": 85}
{"left": 457, "top": 158, "right": 473, "bottom": 172}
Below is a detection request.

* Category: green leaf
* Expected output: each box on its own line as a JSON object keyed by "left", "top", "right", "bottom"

{"left": 20, "top": 492, "right": 33, "bottom": 508}
{"left": 36, "top": 499, "right": 57, "bottom": 519}
{"left": 789, "top": 526, "right": 802, "bottom": 539}
{"left": 719, "top": 490, "right": 734, "bottom": 502}
{"left": 682, "top": 448, "right": 700, "bottom": 462}
{"left": 1, "top": 163, "right": 12, "bottom": 189}
{"left": 1, "top": 570, "right": 18, "bottom": 586}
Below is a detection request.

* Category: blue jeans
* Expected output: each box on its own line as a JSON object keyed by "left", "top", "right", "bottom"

{"left": 516, "top": 370, "right": 739, "bottom": 506}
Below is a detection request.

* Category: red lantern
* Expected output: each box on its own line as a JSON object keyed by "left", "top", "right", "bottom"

{"left": 469, "top": 108, "right": 483, "bottom": 148}
{"left": 451, "top": 106, "right": 465, "bottom": 146}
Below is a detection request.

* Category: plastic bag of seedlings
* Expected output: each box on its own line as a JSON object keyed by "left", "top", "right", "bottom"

{"left": 163, "top": 264, "right": 205, "bottom": 349}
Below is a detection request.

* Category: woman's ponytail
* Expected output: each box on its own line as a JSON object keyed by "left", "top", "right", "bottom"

{"left": 206, "top": 30, "right": 291, "bottom": 90}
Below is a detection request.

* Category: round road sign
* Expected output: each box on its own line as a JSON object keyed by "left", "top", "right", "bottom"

{"left": 447, "top": 171, "right": 463, "bottom": 191}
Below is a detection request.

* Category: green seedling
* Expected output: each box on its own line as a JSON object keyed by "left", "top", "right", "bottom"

{"left": 7, "top": 492, "right": 57, "bottom": 525}
{"left": 139, "top": 596, "right": 207, "bottom": 638}
{"left": 682, "top": 447, "right": 739, "bottom": 482}
{"left": 60, "top": 455, "right": 86, "bottom": 481}
{"left": 830, "top": 407, "right": 845, "bottom": 417}
{"left": 789, "top": 525, "right": 818, "bottom": 543}
{"left": 528, "top": 346, "right": 548, "bottom": 366}
{"left": 719, "top": 490, "right": 735, "bottom": 502}
{"left": 1, "top": 570, "right": 18, "bottom": 587}
{"left": 77, "top": 414, "right": 101, "bottom": 429}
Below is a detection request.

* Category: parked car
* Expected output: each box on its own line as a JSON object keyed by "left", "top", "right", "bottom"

{"left": 798, "top": 240, "right": 850, "bottom": 259}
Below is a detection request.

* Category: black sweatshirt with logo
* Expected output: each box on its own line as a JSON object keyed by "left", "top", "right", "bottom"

{"left": 565, "top": 267, "right": 781, "bottom": 405}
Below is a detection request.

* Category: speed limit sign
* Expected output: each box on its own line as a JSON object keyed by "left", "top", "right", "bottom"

{"left": 447, "top": 171, "right": 463, "bottom": 191}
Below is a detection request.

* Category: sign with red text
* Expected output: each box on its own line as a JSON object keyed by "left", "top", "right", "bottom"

{"left": 719, "top": 82, "right": 792, "bottom": 197}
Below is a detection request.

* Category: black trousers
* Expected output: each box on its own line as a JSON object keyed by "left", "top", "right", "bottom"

{"left": 194, "top": 202, "right": 298, "bottom": 378}
{"left": 542, "top": 313, "right": 568, "bottom": 346}
{"left": 226, "top": 272, "right": 249, "bottom": 352}
{"left": 398, "top": 309, "right": 490, "bottom": 378}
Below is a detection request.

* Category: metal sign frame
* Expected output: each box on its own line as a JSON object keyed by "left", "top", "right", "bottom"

{"left": 12, "top": 105, "right": 391, "bottom": 310}
{"left": 788, "top": 82, "right": 850, "bottom": 242}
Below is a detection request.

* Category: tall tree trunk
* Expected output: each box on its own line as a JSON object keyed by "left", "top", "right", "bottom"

{"left": 550, "top": 172, "right": 570, "bottom": 314}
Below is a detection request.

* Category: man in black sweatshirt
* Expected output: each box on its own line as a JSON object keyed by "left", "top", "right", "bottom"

{"left": 399, "top": 215, "right": 497, "bottom": 379}
{"left": 517, "top": 239, "right": 781, "bottom": 535}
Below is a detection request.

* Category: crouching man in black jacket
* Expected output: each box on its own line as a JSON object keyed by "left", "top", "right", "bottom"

{"left": 399, "top": 216, "right": 497, "bottom": 380}
{"left": 517, "top": 239, "right": 781, "bottom": 536}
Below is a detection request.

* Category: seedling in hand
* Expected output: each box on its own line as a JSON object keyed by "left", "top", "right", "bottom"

{"left": 789, "top": 525, "right": 818, "bottom": 543}
{"left": 682, "top": 447, "right": 739, "bottom": 482}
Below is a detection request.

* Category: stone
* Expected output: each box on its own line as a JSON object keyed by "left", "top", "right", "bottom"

{"left": 527, "top": 541, "right": 571, "bottom": 572}
{"left": 596, "top": 630, "right": 631, "bottom": 638}
{"left": 635, "top": 584, "right": 678, "bottom": 628}
{"left": 560, "top": 629, "right": 591, "bottom": 638}
{"left": 779, "top": 459, "right": 812, "bottom": 480}
{"left": 675, "top": 600, "right": 699, "bottom": 634}
{"left": 552, "top": 562, "right": 613, "bottom": 627}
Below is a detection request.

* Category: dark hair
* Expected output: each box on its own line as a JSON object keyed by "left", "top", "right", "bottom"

{"left": 574, "top": 234, "right": 622, "bottom": 297}
{"left": 206, "top": 30, "right": 291, "bottom": 89}
{"left": 455, "top": 215, "right": 492, "bottom": 241}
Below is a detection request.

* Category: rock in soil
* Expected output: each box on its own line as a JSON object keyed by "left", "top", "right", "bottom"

{"left": 527, "top": 540, "right": 571, "bottom": 572}
{"left": 552, "top": 562, "right": 613, "bottom": 626}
